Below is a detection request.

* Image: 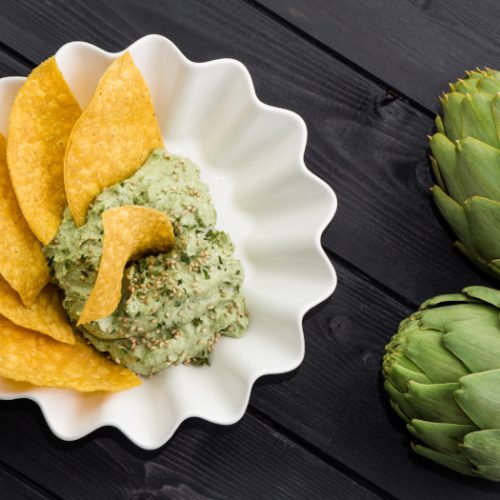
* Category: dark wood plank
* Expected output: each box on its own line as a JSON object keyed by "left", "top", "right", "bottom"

{"left": 256, "top": 0, "right": 500, "bottom": 111}
{"left": 0, "top": 401, "right": 379, "bottom": 500}
{"left": 0, "top": 467, "right": 53, "bottom": 500}
{"left": 251, "top": 257, "right": 500, "bottom": 499}
{"left": 0, "top": 0, "right": 488, "bottom": 306}
{"left": 0, "top": 49, "right": 29, "bottom": 78}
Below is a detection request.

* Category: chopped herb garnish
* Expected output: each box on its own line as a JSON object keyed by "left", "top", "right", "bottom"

{"left": 192, "top": 357, "right": 210, "bottom": 366}
{"left": 180, "top": 252, "right": 191, "bottom": 263}
{"left": 204, "top": 229, "right": 217, "bottom": 241}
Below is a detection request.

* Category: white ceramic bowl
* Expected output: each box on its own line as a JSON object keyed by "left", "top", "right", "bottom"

{"left": 0, "top": 35, "right": 337, "bottom": 449}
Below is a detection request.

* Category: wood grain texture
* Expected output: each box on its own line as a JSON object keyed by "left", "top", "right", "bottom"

{"left": 251, "top": 257, "right": 500, "bottom": 499}
{"left": 0, "top": 0, "right": 489, "bottom": 306}
{"left": 256, "top": 0, "right": 500, "bottom": 111}
{"left": 0, "top": 467, "right": 53, "bottom": 499}
{"left": 0, "top": 0, "right": 494, "bottom": 498}
{"left": 0, "top": 402, "right": 378, "bottom": 500}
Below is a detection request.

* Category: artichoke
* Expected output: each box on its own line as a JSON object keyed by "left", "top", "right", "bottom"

{"left": 383, "top": 286, "right": 500, "bottom": 480}
{"left": 430, "top": 68, "right": 500, "bottom": 279}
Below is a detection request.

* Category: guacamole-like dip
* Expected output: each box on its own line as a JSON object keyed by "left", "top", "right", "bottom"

{"left": 44, "top": 150, "right": 249, "bottom": 376}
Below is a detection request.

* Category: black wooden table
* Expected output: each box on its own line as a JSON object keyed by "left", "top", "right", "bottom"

{"left": 1, "top": 1, "right": 500, "bottom": 498}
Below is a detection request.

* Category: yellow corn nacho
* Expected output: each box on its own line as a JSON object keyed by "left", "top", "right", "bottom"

{"left": 7, "top": 56, "right": 81, "bottom": 244}
{"left": 0, "top": 277, "right": 75, "bottom": 344}
{"left": 0, "top": 315, "right": 141, "bottom": 392}
{"left": 78, "top": 205, "right": 175, "bottom": 325}
{"left": 0, "top": 133, "right": 49, "bottom": 306}
{"left": 64, "top": 51, "right": 163, "bottom": 226}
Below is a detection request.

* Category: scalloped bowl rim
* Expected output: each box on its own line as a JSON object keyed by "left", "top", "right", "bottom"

{"left": 0, "top": 35, "right": 337, "bottom": 449}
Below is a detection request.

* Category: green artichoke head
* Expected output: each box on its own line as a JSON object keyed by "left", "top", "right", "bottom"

{"left": 430, "top": 69, "right": 500, "bottom": 279}
{"left": 383, "top": 286, "right": 500, "bottom": 480}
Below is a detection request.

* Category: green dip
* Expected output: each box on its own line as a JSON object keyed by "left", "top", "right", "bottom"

{"left": 44, "top": 150, "right": 249, "bottom": 376}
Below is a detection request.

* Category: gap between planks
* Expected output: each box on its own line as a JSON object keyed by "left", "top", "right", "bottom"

{"left": 247, "top": 406, "right": 396, "bottom": 500}
{"left": 243, "top": 0, "right": 435, "bottom": 119}
{"left": 0, "top": 38, "right": 34, "bottom": 69}
{"left": 0, "top": 456, "right": 62, "bottom": 500}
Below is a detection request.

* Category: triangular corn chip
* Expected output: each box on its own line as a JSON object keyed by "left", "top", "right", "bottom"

{"left": 0, "top": 133, "right": 49, "bottom": 305}
{"left": 78, "top": 206, "right": 174, "bottom": 325}
{"left": 0, "top": 277, "right": 75, "bottom": 344}
{"left": 0, "top": 315, "right": 140, "bottom": 392}
{"left": 64, "top": 51, "right": 163, "bottom": 226}
{"left": 7, "top": 56, "right": 81, "bottom": 244}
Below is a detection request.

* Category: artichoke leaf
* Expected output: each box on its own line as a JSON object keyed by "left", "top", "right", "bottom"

{"left": 479, "top": 77, "right": 500, "bottom": 95}
{"left": 384, "top": 380, "right": 416, "bottom": 422}
{"left": 465, "top": 196, "right": 500, "bottom": 262}
{"left": 430, "top": 156, "right": 446, "bottom": 191}
{"left": 417, "top": 303, "right": 491, "bottom": 330}
{"left": 389, "top": 399, "right": 410, "bottom": 423}
{"left": 406, "top": 381, "right": 473, "bottom": 425}
{"left": 455, "top": 241, "right": 492, "bottom": 275}
{"left": 492, "top": 95, "right": 500, "bottom": 145}
{"left": 397, "top": 316, "right": 420, "bottom": 334}
{"left": 384, "top": 359, "right": 431, "bottom": 393}
{"left": 457, "top": 137, "right": 500, "bottom": 200}
{"left": 461, "top": 92, "right": 500, "bottom": 148}
{"left": 408, "top": 419, "right": 476, "bottom": 456}
{"left": 404, "top": 329, "right": 469, "bottom": 383}
{"left": 412, "top": 443, "right": 476, "bottom": 477}
{"left": 435, "top": 115, "right": 445, "bottom": 135}
{"left": 464, "top": 70, "right": 485, "bottom": 80}
{"left": 462, "top": 430, "right": 500, "bottom": 467}
{"left": 451, "top": 78, "right": 480, "bottom": 95}
{"left": 463, "top": 430, "right": 500, "bottom": 481}
{"left": 383, "top": 346, "right": 427, "bottom": 376}
{"left": 420, "top": 293, "right": 474, "bottom": 310}
{"left": 463, "top": 286, "right": 500, "bottom": 308}
{"left": 429, "top": 133, "right": 465, "bottom": 202}
{"left": 487, "top": 69, "right": 500, "bottom": 79}
{"left": 441, "top": 92, "right": 465, "bottom": 142}
{"left": 431, "top": 187, "right": 473, "bottom": 252}
{"left": 489, "top": 259, "right": 500, "bottom": 281}
{"left": 473, "top": 465, "right": 500, "bottom": 482}
{"left": 455, "top": 369, "right": 500, "bottom": 428}
{"left": 444, "top": 318, "right": 500, "bottom": 373}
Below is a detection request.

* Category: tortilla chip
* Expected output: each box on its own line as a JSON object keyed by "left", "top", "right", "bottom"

{"left": 0, "top": 133, "right": 49, "bottom": 306}
{"left": 0, "top": 277, "right": 75, "bottom": 344}
{"left": 0, "top": 315, "right": 140, "bottom": 392}
{"left": 78, "top": 206, "right": 175, "bottom": 325}
{"left": 64, "top": 51, "right": 163, "bottom": 226}
{"left": 7, "top": 56, "right": 81, "bottom": 244}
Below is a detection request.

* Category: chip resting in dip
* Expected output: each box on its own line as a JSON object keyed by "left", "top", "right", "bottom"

{"left": 45, "top": 150, "right": 249, "bottom": 375}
